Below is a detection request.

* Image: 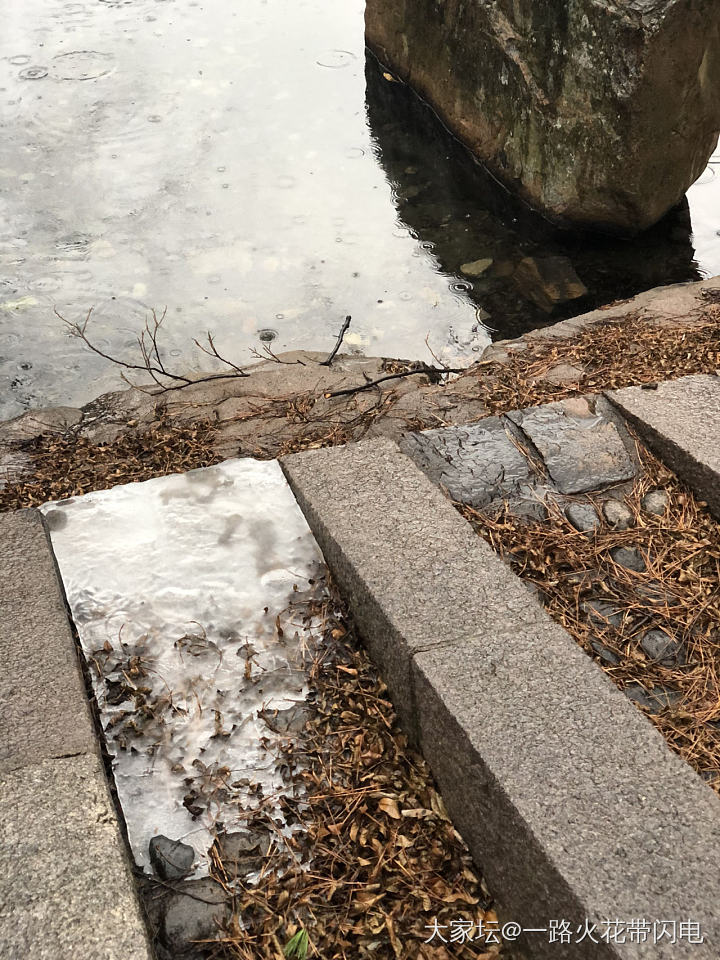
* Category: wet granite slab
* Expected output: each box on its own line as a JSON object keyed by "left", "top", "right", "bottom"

{"left": 41, "top": 459, "right": 324, "bottom": 873}
{"left": 607, "top": 374, "right": 720, "bottom": 518}
{"left": 508, "top": 397, "right": 635, "bottom": 494}
{"left": 399, "top": 417, "right": 534, "bottom": 508}
{"left": 0, "top": 510, "right": 151, "bottom": 959}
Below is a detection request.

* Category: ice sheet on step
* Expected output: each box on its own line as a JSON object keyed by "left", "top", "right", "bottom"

{"left": 41, "top": 458, "right": 324, "bottom": 873}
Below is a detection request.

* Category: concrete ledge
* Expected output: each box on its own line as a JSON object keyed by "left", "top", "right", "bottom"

{"left": 1, "top": 754, "right": 152, "bottom": 959}
{"left": 606, "top": 374, "right": 720, "bottom": 518}
{"left": 282, "top": 438, "right": 720, "bottom": 959}
{"left": 0, "top": 510, "right": 151, "bottom": 959}
{"left": 281, "top": 437, "right": 546, "bottom": 739}
{"left": 0, "top": 509, "right": 96, "bottom": 772}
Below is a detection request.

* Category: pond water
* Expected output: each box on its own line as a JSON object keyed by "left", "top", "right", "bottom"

{"left": 2, "top": 0, "right": 720, "bottom": 420}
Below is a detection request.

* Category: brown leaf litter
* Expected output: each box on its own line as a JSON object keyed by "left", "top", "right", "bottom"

{"left": 1, "top": 302, "right": 720, "bottom": 511}
{"left": 454, "top": 296, "right": 720, "bottom": 415}
{"left": 460, "top": 443, "right": 720, "bottom": 792}
{"left": 199, "top": 587, "right": 501, "bottom": 960}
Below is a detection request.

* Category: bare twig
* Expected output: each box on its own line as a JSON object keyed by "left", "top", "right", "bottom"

{"left": 320, "top": 315, "right": 352, "bottom": 367}
{"left": 58, "top": 306, "right": 252, "bottom": 391}
{"left": 249, "top": 343, "right": 307, "bottom": 365}
{"left": 323, "top": 364, "right": 465, "bottom": 399}
{"left": 192, "top": 332, "right": 249, "bottom": 377}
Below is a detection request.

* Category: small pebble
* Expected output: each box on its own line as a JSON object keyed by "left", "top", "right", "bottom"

{"left": 582, "top": 599, "right": 623, "bottom": 628}
{"left": 590, "top": 639, "right": 620, "bottom": 665}
{"left": 640, "top": 629, "right": 685, "bottom": 667}
{"left": 624, "top": 684, "right": 680, "bottom": 713}
{"left": 565, "top": 502, "right": 599, "bottom": 533}
{"left": 611, "top": 546, "right": 646, "bottom": 572}
{"left": 642, "top": 489, "right": 669, "bottom": 516}
{"left": 149, "top": 835, "right": 195, "bottom": 880}
{"left": 602, "top": 498, "right": 633, "bottom": 529}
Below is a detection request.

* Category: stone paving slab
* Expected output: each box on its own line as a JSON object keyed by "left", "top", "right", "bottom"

{"left": 398, "top": 417, "right": 534, "bottom": 509}
{"left": 0, "top": 509, "right": 151, "bottom": 959}
{"left": 282, "top": 437, "right": 720, "bottom": 960}
{"left": 509, "top": 397, "right": 636, "bottom": 494}
{"left": 401, "top": 396, "right": 640, "bottom": 525}
{"left": 0, "top": 510, "right": 95, "bottom": 773}
{"left": 281, "top": 437, "right": 547, "bottom": 737}
{"left": 0, "top": 753, "right": 151, "bottom": 960}
{"left": 607, "top": 374, "right": 720, "bottom": 518}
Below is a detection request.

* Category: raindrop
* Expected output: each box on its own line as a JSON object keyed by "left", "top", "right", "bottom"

{"left": 400, "top": 292, "right": 412, "bottom": 302}
{"left": 28, "top": 276, "right": 63, "bottom": 293}
{"left": 451, "top": 280, "right": 472, "bottom": 293}
{"left": 9, "top": 56, "right": 31, "bottom": 66}
{"left": 147, "top": 115, "right": 162, "bottom": 123}
{"left": 19, "top": 66, "right": 48, "bottom": 80}
{"left": 345, "top": 147, "right": 365, "bottom": 159}
{"left": 315, "top": 49, "right": 357, "bottom": 69}
{"left": 258, "top": 328, "right": 278, "bottom": 342}
{"left": 51, "top": 50, "right": 114, "bottom": 81}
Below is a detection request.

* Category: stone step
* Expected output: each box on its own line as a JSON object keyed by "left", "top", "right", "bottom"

{"left": 281, "top": 437, "right": 720, "bottom": 960}
{"left": 0, "top": 510, "right": 151, "bottom": 960}
{"left": 607, "top": 374, "right": 720, "bottom": 519}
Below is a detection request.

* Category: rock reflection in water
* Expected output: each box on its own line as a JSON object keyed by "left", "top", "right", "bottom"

{"left": 365, "top": 52, "right": 702, "bottom": 341}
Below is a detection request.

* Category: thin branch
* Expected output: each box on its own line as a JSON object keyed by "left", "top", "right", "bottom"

{"left": 58, "top": 306, "right": 253, "bottom": 392}
{"left": 249, "top": 343, "right": 306, "bottom": 365}
{"left": 57, "top": 306, "right": 194, "bottom": 385}
{"left": 192, "top": 332, "right": 249, "bottom": 377}
{"left": 323, "top": 364, "right": 466, "bottom": 399}
{"left": 320, "top": 315, "right": 352, "bottom": 367}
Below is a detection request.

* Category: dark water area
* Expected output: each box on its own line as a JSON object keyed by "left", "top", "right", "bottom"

{"left": 365, "top": 53, "right": 702, "bottom": 340}
{"left": 1, "top": 0, "right": 719, "bottom": 419}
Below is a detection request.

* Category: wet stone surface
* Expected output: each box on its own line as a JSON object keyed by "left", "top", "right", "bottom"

{"left": 611, "top": 546, "right": 646, "bottom": 573}
{"left": 508, "top": 398, "right": 636, "bottom": 494}
{"left": 642, "top": 489, "right": 670, "bottom": 515}
{"left": 403, "top": 396, "right": 638, "bottom": 519}
{"left": 40, "top": 459, "right": 325, "bottom": 873}
{"left": 624, "top": 685, "right": 684, "bottom": 715}
{"left": 564, "top": 501, "right": 599, "bottom": 533}
{"left": 399, "top": 418, "right": 534, "bottom": 510}
{"left": 160, "top": 878, "right": 231, "bottom": 959}
{"left": 590, "top": 640, "right": 620, "bottom": 665}
{"left": 149, "top": 836, "right": 195, "bottom": 882}
{"left": 582, "top": 599, "right": 623, "bottom": 629}
{"left": 640, "top": 629, "right": 686, "bottom": 667}
{"left": 602, "top": 498, "right": 634, "bottom": 529}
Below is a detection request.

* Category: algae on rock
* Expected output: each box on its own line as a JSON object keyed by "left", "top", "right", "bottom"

{"left": 365, "top": 0, "right": 720, "bottom": 233}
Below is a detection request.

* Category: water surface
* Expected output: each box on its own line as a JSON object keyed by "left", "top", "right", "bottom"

{"left": 1, "top": 0, "right": 719, "bottom": 419}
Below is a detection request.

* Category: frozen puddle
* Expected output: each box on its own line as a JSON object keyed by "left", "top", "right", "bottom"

{"left": 41, "top": 458, "right": 325, "bottom": 874}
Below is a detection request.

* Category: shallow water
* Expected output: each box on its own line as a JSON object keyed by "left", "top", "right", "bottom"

{"left": 1, "top": 0, "right": 719, "bottom": 419}
{"left": 42, "top": 458, "right": 324, "bottom": 873}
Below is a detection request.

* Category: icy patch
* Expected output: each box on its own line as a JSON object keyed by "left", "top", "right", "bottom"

{"left": 41, "top": 459, "right": 324, "bottom": 873}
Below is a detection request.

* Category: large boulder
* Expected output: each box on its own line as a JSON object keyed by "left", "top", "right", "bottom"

{"left": 365, "top": 0, "right": 720, "bottom": 234}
